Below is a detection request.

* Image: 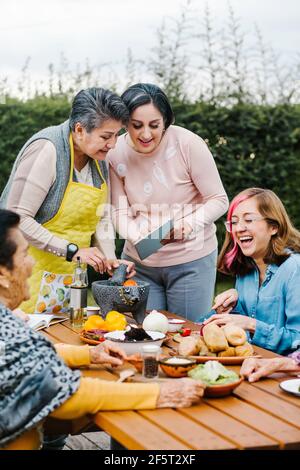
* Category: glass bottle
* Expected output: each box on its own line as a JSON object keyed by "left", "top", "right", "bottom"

{"left": 69, "top": 257, "right": 88, "bottom": 329}
{"left": 142, "top": 345, "right": 160, "bottom": 379}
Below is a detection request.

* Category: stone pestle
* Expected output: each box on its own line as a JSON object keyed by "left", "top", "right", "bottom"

{"left": 107, "top": 264, "right": 128, "bottom": 286}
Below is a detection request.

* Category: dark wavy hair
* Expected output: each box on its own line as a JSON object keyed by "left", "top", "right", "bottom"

{"left": 121, "top": 83, "right": 175, "bottom": 129}
{"left": 0, "top": 209, "right": 20, "bottom": 270}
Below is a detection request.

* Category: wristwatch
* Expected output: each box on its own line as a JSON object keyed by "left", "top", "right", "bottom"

{"left": 66, "top": 243, "right": 79, "bottom": 262}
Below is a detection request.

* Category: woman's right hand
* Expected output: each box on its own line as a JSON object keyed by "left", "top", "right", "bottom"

{"left": 90, "top": 340, "right": 127, "bottom": 367}
{"left": 156, "top": 378, "right": 205, "bottom": 408}
{"left": 212, "top": 288, "right": 238, "bottom": 314}
{"left": 240, "top": 357, "right": 299, "bottom": 382}
{"left": 73, "top": 247, "right": 106, "bottom": 273}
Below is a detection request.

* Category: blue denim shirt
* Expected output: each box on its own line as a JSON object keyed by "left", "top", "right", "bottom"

{"left": 234, "top": 253, "right": 300, "bottom": 355}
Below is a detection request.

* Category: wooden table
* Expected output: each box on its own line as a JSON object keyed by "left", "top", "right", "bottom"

{"left": 43, "top": 312, "right": 300, "bottom": 450}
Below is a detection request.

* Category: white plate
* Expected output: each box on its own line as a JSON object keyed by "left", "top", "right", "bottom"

{"left": 279, "top": 378, "right": 300, "bottom": 397}
{"left": 104, "top": 330, "right": 165, "bottom": 355}
{"left": 104, "top": 330, "right": 165, "bottom": 342}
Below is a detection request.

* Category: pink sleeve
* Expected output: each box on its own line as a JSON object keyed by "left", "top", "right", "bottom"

{"left": 6, "top": 139, "right": 69, "bottom": 255}
{"left": 109, "top": 164, "right": 143, "bottom": 244}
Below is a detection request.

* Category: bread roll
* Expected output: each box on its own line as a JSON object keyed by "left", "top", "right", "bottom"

{"left": 235, "top": 342, "right": 254, "bottom": 357}
{"left": 202, "top": 323, "right": 228, "bottom": 352}
{"left": 218, "top": 347, "right": 236, "bottom": 357}
{"left": 178, "top": 336, "right": 202, "bottom": 356}
{"left": 222, "top": 324, "right": 247, "bottom": 346}
{"left": 197, "top": 337, "right": 210, "bottom": 356}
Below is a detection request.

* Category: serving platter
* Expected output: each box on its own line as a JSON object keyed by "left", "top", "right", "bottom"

{"left": 171, "top": 331, "right": 260, "bottom": 364}
{"left": 187, "top": 355, "right": 259, "bottom": 365}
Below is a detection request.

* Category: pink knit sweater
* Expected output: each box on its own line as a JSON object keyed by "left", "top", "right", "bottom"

{"left": 108, "top": 125, "right": 228, "bottom": 267}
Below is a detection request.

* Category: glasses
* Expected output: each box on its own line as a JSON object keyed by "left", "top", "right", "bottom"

{"left": 224, "top": 216, "right": 266, "bottom": 233}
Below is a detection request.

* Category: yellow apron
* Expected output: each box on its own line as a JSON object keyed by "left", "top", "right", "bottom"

{"left": 21, "top": 135, "right": 108, "bottom": 314}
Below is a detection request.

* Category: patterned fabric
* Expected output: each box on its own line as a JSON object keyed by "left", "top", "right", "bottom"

{"left": 0, "top": 303, "right": 80, "bottom": 447}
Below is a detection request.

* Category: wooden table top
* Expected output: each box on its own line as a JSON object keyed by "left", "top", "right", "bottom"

{"left": 43, "top": 312, "right": 300, "bottom": 450}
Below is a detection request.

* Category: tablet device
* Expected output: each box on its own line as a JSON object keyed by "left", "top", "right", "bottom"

{"left": 134, "top": 219, "right": 174, "bottom": 260}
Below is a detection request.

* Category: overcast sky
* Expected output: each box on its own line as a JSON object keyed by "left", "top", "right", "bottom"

{"left": 0, "top": 0, "right": 299, "bottom": 88}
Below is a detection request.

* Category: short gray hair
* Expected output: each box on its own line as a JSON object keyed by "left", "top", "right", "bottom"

{"left": 69, "top": 87, "right": 129, "bottom": 132}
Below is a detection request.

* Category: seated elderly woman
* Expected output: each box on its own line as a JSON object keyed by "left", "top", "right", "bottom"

{"left": 0, "top": 209, "right": 205, "bottom": 450}
{"left": 204, "top": 188, "right": 300, "bottom": 355}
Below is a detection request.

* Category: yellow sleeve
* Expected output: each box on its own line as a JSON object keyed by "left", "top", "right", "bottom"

{"left": 54, "top": 344, "right": 91, "bottom": 368}
{"left": 51, "top": 377, "right": 160, "bottom": 419}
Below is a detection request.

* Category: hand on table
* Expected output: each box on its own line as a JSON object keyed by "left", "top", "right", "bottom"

{"left": 90, "top": 340, "right": 127, "bottom": 367}
{"left": 240, "top": 357, "right": 299, "bottom": 382}
{"left": 157, "top": 378, "right": 205, "bottom": 408}
{"left": 212, "top": 288, "right": 238, "bottom": 314}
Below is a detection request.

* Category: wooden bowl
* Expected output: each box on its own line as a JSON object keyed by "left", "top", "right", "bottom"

{"left": 159, "top": 357, "right": 197, "bottom": 378}
{"left": 204, "top": 377, "right": 244, "bottom": 397}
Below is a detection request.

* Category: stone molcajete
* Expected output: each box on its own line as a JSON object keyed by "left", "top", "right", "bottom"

{"left": 92, "top": 264, "right": 150, "bottom": 325}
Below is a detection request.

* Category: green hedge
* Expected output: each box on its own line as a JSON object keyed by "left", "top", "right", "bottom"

{"left": 0, "top": 97, "right": 70, "bottom": 191}
{"left": 1, "top": 98, "right": 300, "bottom": 251}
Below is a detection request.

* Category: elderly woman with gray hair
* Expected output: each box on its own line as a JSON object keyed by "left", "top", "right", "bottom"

{"left": 0, "top": 88, "right": 135, "bottom": 314}
{"left": 0, "top": 209, "right": 205, "bottom": 449}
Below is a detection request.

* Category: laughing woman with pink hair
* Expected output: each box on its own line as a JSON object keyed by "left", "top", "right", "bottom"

{"left": 204, "top": 188, "right": 300, "bottom": 355}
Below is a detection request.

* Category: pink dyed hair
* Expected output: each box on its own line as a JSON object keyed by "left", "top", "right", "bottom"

{"left": 223, "top": 192, "right": 251, "bottom": 269}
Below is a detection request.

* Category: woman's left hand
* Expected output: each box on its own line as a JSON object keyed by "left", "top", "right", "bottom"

{"left": 90, "top": 340, "right": 127, "bottom": 366}
{"left": 12, "top": 308, "right": 30, "bottom": 322}
{"left": 162, "top": 221, "right": 193, "bottom": 245}
{"left": 203, "top": 313, "right": 256, "bottom": 332}
{"left": 105, "top": 259, "right": 136, "bottom": 278}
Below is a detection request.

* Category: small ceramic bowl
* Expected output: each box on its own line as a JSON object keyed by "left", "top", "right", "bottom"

{"left": 204, "top": 377, "right": 244, "bottom": 397}
{"left": 167, "top": 319, "right": 186, "bottom": 332}
{"left": 86, "top": 306, "right": 100, "bottom": 317}
{"left": 159, "top": 356, "right": 197, "bottom": 378}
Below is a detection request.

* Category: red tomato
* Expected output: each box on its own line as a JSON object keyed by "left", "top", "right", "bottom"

{"left": 179, "top": 328, "right": 191, "bottom": 337}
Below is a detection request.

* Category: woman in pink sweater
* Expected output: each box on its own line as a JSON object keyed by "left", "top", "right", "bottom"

{"left": 108, "top": 83, "right": 228, "bottom": 321}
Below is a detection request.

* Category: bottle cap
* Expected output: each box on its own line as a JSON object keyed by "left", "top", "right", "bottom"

{"left": 142, "top": 345, "right": 160, "bottom": 353}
